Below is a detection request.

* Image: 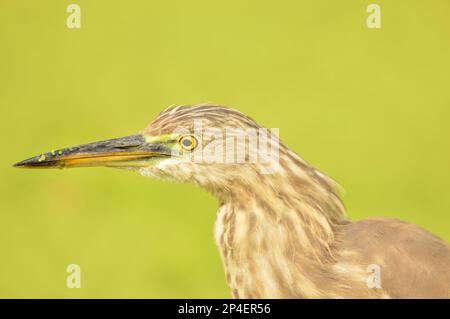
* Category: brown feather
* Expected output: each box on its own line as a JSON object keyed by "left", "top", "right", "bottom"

{"left": 141, "top": 104, "right": 450, "bottom": 298}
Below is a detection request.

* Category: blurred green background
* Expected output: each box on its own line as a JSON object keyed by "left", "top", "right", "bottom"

{"left": 0, "top": 0, "right": 449, "bottom": 298}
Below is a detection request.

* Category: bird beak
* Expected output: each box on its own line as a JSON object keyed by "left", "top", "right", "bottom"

{"left": 13, "top": 134, "right": 173, "bottom": 169}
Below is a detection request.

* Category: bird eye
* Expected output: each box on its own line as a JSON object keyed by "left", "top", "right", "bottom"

{"left": 178, "top": 135, "right": 197, "bottom": 151}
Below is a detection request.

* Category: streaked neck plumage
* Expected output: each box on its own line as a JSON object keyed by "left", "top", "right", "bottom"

{"left": 213, "top": 148, "right": 348, "bottom": 298}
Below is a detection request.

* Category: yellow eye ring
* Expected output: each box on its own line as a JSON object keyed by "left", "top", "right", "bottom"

{"left": 178, "top": 135, "right": 197, "bottom": 151}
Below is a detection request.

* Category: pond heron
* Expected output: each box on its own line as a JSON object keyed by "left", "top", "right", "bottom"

{"left": 14, "top": 105, "right": 450, "bottom": 298}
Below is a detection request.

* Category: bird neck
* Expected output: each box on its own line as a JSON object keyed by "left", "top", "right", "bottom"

{"left": 213, "top": 152, "right": 347, "bottom": 298}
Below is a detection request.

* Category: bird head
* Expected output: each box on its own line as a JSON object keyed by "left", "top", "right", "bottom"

{"left": 14, "top": 105, "right": 281, "bottom": 195}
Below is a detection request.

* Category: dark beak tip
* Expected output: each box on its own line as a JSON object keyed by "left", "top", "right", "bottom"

{"left": 13, "top": 158, "right": 34, "bottom": 168}
{"left": 13, "top": 155, "right": 52, "bottom": 168}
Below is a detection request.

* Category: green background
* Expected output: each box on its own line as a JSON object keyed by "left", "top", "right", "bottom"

{"left": 0, "top": 1, "right": 449, "bottom": 298}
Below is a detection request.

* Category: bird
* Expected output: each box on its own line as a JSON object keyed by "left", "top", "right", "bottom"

{"left": 14, "top": 104, "right": 450, "bottom": 299}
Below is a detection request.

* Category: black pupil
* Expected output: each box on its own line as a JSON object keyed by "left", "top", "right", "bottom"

{"left": 182, "top": 138, "right": 192, "bottom": 147}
